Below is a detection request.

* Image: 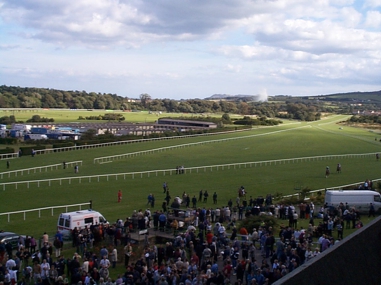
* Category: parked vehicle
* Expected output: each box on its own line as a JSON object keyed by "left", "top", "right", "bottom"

{"left": 57, "top": 209, "right": 109, "bottom": 237}
{"left": 24, "top": 134, "right": 48, "bottom": 140}
{"left": 325, "top": 190, "right": 381, "bottom": 213}
{"left": 0, "top": 231, "right": 25, "bottom": 249}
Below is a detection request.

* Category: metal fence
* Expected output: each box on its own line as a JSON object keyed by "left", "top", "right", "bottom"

{"left": 93, "top": 126, "right": 308, "bottom": 163}
{"left": 0, "top": 153, "right": 19, "bottom": 160}
{"left": 0, "top": 152, "right": 377, "bottom": 190}
{"left": 0, "top": 160, "right": 83, "bottom": 179}
{"left": 0, "top": 128, "right": 252, "bottom": 159}
{"left": 0, "top": 201, "right": 91, "bottom": 223}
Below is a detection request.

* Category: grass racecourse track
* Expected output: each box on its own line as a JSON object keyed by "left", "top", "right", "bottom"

{"left": 1, "top": 114, "right": 381, "bottom": 238}
{"left": 0, "top": 109, "right": 240, "bottom": 124}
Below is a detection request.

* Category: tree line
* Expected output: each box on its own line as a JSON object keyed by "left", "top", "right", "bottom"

{"left": 0, "top": 85, "right": 324, "bottom": 121}
{"left": 347, "top": 115, "right": 381, "bottom": 124}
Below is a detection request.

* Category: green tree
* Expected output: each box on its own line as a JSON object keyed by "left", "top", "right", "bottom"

{"left": 140, "top": 93, "right": 152, "bottom": 109}
{"left": 221, "top": 113, "right": 231, "bottom": 124}
{"left": 41, "top": 94, "right": 56, "bottom": 108}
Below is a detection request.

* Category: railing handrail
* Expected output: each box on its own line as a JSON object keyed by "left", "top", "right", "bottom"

{"left": 0, "top": 202, "right": 91, "bottom": 216}
{"left": 0, "top": 128, "right": 254, "bottom": 159}
{"left": 0, "top": 153, "right": 19, "bottom": 160}
{"left": 0, "top": 152, "right": 377, "bottom": 190}
{"left": 0, "top": 202, "right": 91, "bottom": 223}
{"left": 0, "top": 161, "right": 83, "bottom": 178}
{"left": 94, "top": 126, "right": 308, "bottom": 163}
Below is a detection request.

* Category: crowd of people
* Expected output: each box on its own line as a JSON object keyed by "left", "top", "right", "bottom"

{"left": 0, "top": 189, "right": 371, "bottom": 285}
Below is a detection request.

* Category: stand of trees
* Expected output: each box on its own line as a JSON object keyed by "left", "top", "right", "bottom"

{"left": 27, "top": 115, "right": 54, "bottom": 123}
{"left": 0, "top": 85, "right": 324, "bottom": 121}
{"left": 78, "top": 113, "right": 125, "bottom": 121}
{"left": 347, "top": 115, "right": 381, "bottom": 124}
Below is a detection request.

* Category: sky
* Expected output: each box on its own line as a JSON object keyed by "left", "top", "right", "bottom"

{"left": 0, "top": 0, "right": 381, "bottom": 100}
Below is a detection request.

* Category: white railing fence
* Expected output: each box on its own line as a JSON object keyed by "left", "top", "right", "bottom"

{"left": 282, "top": 178, "right": 381, "bottom": 199}
{"left": 0, "top": 153, "right": 19, "bottom": 160}
{"left": 0, "top": 201, "right": 92, "bottom": 223}
{"left": 0, "top": 128, "right": 253, "bottom": 159}
{"left": 0, "top": 152, "right": 377, "bottom": 190}
{"left": 0, "top": 161, "right": 83, "bottom": 179}
{"left": 94, "top": 126, "right": 308, "bottom": 163}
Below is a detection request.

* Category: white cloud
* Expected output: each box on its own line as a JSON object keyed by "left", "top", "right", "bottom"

{"left": 365, "top": 10, "right": 381, "bottom": 28}
{"left": 0, "top": 0, "right": 380, "bottom": 99}
{"left": 224, "top": 64, "right": 242, "bottom": 73}
{"left": 339, "top": 6, "right": 362, "bottom": 27}
{"left": 363, "top": 0, "right": 381, "bottom": 8}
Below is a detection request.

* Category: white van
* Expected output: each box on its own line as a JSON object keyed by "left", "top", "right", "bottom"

{"left": 24, "top": 134, "right": 48, "bottom": 140}
{"left": 324, "top": 190, "right": 381, "bottom": 213}
{"left": 57, "top": 209, "right": 108, "bottom": 236}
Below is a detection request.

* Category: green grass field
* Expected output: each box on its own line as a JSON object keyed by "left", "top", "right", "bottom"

{"left": 1, "top": 114, "right": 380, "bottom": 238}
{"left": 0, "top": 109, "right": 241, "bottom": 124}
{"left": 1, "top": 113, "right": 380, "bottom": 280}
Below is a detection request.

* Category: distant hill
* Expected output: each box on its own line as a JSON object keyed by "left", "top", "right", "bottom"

{"left": 206, "top": 91, "right": 381, "bottom": 104}
{"left": 320, "top": 91, "right": 381, "bottom": 103}
{"left": 271, "top": 90, "right": 381, "bottom": 104}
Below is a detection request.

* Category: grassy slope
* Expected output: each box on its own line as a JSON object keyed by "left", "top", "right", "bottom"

{"left": 0, "top": 109, "right": 239, "bottom": 124}
{"left": 1, "top": 113, "right": 380, "bottom": 281}
{"left": 1, "top": 115, "right": 381, "bottom": 236}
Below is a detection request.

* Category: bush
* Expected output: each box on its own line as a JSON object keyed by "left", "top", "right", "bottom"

{"left": 0, "top": 137, "right": 19, "bottom": 145}
{"left": 19, "top": 145, "right": 46, "bottom": 155}
{"left": 52, "top": 142, "right": 76, "bottom": 149}
{"left": 0, "top": 147, "right": 15, "bottom": 154}
{"left": 26, "top": 115, "right": 54, "bottom": 122}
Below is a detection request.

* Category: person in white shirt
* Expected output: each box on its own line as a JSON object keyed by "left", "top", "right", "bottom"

{"left": 305, "top": 247, "right": 314, "bottom": 261}
{"left": 310, "top": 202, "right": 315, "bottom": 217}
{"left": 100, "top": 256, "right": 110, "bottom": 269}
{"left": 110, "top": 247, "right": 118, "bottom": 268}
{"left": 318, "top": 234, "right": 325, "bottom": 251}
{"left": 225, "top": 207, "right": 231, "bottom": 222}
{"left": 82, "top": 258, "right": 89, "bottom": 273}
{"left": 218, "top": 225, "right": 226, "bottom": 238}
{"left": 40, "top": 259, "right": 50, "bottom": 280}
{"left": 6, "top": 257, "right": 16, "bottom": 270}
{"left": 272, "top": 259, "right": 280, "bottom": 272}
{"left": 215, "top": 208, "right": 221, "bottom": 222}
{"left": 293, "top": 229, "right": 301, "bottom": 240}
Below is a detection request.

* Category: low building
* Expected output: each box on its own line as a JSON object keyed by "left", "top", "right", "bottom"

{"left": 157, "top": 118, "right": 217, "bottom": 129}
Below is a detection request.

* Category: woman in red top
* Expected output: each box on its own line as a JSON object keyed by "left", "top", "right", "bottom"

{"left": 117, "top": 190, "right": 122, "bottom": 203}
{"left": 206, "top": 230, "right": 214, "bottom": 244}
{"left": 223, "top": 260, "right": 233, "bottom": 279}
{"left": 239, "top": 227, "right": 249, "bottom": 240}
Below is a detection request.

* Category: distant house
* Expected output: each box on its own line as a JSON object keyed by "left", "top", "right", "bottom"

{"left": 157, "top": 118, "right": 217, "bottom": 129}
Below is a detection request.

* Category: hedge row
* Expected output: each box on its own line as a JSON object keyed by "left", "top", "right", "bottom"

{"left": 52, "top": 142, "right": 76, "bottom": 148}
{"left": 0, "top": 137, "right": 19, "bottom": 145}
{"left": 0, "top": 147, "right": 15, "bottom": 154}
{"left": 19, "top": 145, "right": 46, "bottom": 156}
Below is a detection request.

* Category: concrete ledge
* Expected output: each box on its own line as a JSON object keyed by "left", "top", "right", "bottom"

{"left": 273, "top": 216, "right": 381, "bottom": 285}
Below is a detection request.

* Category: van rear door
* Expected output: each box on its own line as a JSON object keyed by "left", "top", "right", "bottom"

{"left": 58, "top": 216, "right": 71, "bottom": 235}
{"left": 373, "top": 194, "right": 381, "bottom": 212}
